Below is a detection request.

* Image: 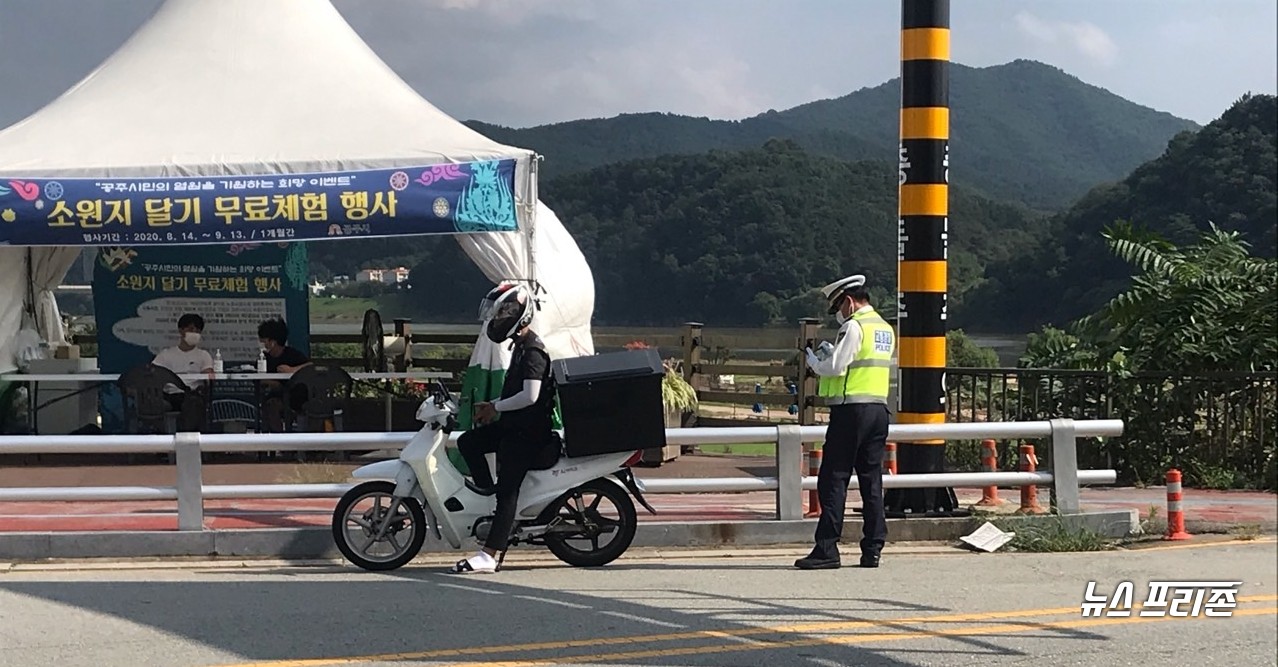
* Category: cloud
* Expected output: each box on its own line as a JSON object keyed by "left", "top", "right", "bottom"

{"left": 1014, "top": 11, "right": 1118, "bottom": 66}
{"left": 463, "top": 29, "right": 767, "bottom": 123}
{"left": 408, "top": 0, "right": 599, "bottom": 26}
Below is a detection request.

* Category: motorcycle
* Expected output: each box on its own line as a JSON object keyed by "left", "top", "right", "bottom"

{"left": 331, "top": 382, "right": 657, "bottom": 571}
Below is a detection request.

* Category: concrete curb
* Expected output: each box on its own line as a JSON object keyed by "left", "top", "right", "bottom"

{"left": 0, "top": 511, "right": 1139, "bottom": 561}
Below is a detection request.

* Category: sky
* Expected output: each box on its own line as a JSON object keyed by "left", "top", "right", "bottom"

{"left": 0, "top": 0, "right": 1274, "bottom": 130}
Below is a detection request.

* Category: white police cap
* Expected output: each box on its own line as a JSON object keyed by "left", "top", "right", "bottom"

{"left": 820, "top": 275, "right": 867, "bottom": 313}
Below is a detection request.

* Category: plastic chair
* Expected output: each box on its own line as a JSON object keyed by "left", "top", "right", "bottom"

{"left": 283, "top": 365, "right": 354, "bottom": 433}
{"left": 117, "top": 363, "right": 193, "bottom": 435}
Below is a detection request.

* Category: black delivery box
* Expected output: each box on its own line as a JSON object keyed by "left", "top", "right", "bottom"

{"left": 552, "top": 348, "right": 668, "bottom": 458}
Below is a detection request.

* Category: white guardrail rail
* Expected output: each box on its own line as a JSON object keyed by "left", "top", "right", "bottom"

{"left": 0, "top": 419, "right": 1123, "bottom": 530}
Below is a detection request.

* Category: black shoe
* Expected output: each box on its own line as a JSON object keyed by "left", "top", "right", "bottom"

{"left": 859, "top": 553, "right": 881, "bottom": 568}
{"left": 794, "top": 555, "right": 841, "bottom": 570}
{"left": 464, "top": 480, "right": 497, "bottom": 497}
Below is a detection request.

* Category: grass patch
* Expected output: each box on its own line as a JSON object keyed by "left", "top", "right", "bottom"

{"left": 277, "top": 463, "right": 353, "bottom": 484}
{"left": 989, "top": 515, "right": 1114, "bottom": 553}
{"left": 309, "top": 296, "right": 379, "bottom": 320}
{"left": 1228, "top": 523, "right": 1263, "bottom": 540}
{"left": 696, "top": 443, "right": 776, "bottom": 457}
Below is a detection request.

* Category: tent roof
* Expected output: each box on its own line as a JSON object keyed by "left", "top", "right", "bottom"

{"left": 0, "top": 0, "right": 534, "bottom": 178}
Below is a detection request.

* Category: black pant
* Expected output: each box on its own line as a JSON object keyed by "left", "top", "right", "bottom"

{"left": 164, "top": 391, "right": 206, "bottom": 432}
{"left": 458, "top": 420, "right": 559, "bottom": 552}
{"left": 812, "top": 403, "right": 889, "bottom": 559}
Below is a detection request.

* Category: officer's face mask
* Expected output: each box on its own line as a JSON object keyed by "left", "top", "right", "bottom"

{"left": 833, "top": 297, "right": 853, "bottom": 325}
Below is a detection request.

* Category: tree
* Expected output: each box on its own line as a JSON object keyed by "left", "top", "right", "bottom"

{"left": 1021, "top": 222, "right": 1277, "bottom": 373}
{"left": 1081, "top": 221, "right": 1276, "bottom": 373}
{"left": 1016, "top": 223, "right": 1277, "bottom": 490}
{"left": 947, "top": 329, "right": 999, "bottom": 368}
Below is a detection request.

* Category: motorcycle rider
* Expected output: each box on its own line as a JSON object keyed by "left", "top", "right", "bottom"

{"left": 450, "top": 282, "right": 560, "bottom": 574}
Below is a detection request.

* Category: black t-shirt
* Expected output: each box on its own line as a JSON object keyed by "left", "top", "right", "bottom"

{"left": 267, "top": 346, "right": 310, "bottom": 373}
{"left": 500, "top": 332, "right": 555, "bottom": 430}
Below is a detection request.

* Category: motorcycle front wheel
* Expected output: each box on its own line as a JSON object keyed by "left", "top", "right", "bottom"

{"left": 540, "top": 479, "right": 638, "bottom": 568}
{"left": 332, "top": 481, "right": 427, "bottom": 571}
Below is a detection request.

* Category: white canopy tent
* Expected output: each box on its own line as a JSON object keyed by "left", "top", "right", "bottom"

{"left": 0, "top": 0, "right": 595, "bottom": 372}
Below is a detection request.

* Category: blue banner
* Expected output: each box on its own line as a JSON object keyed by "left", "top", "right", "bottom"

{"left": 0, "top": 159, "right": 518, "bottom": 246}
{"left": 92, "top": 242, "right": 310, "bottom": 433}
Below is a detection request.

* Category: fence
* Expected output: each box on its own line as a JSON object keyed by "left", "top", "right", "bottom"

{"left": 944, "top": 369, "right": 1277, "bottom": 490}
{"left": 64, "top": 321, "right": 1274, "bottom": 489}
{"left": 0, "top": 418, "right": 1123, "bottom": 530}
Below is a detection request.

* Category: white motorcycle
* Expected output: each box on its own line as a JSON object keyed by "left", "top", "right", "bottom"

{"left": 331, "top": 382, "right": 657, "bottom": 571}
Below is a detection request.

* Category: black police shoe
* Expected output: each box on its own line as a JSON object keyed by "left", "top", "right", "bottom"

{"left": 794, "top": 554, "right": 841, "bottom": 570}
{"left": 859, "top": 553, "right": 881, "bottom": 568}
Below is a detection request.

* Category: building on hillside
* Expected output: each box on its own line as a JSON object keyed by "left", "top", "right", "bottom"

{"left": 355, "top": 267, "right": 410, "bottom": 285}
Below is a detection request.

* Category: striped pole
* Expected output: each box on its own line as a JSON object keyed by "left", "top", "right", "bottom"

{"left": 886, "top": 0, "right": 959, "bottom": 516}
{"left": 1016, "top": 443, "right": 1045, "bottom": 514}
{"left": 976, "top": 439, "right": 1001, "bottom": 506}
{"left": 1164, "top": 469, "right": 1191, "bottom": 540}
{"left": 885, "top": 442, "right": 898, "bottom": 475}
{"left": 805, "top": 445, "right": 822, "bottom": 518}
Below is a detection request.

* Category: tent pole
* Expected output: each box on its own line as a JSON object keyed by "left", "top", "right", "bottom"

{"left": 525, "top": 154, "right": 541, "bottom": 292}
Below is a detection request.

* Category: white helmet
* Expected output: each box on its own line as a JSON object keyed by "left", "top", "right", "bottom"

{"left": 820, "top": 274, "right": 866, "bottom": 314}
{"left": 479, "top": 282, "right": 534, "bottom": 343}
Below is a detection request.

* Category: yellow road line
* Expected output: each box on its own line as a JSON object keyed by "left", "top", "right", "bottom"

{"left": 447, "top": 606, "right": 1278, "bottom": 667}
{"left": 212, "top": 596, "right": 1277, "bottom": 667}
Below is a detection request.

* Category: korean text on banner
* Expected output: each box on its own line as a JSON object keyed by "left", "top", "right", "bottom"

{"left": 0, "top": 159, "right": 518, "bottom": 246}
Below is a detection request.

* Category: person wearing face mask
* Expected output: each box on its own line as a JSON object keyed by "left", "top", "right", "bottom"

{"left": 795, "top": 274, "right": 895, "bottom": 571}
{"left": 449, "top": 282, "right": 560, "bottom": 574}
{"left": 151, "top": 313, "right": 214, "bottom": 430}
{"left": 256, "top": 318, "right": 312, "bottom": 432}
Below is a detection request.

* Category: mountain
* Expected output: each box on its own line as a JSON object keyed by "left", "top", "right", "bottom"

{"left": 539, "top": 141, "right": 1043, "bottom": 326}
{"left": 468, "top": 60, "right": 1198, "bottom": 211}
{"left": 961, "top": 93, "right": 1277, "bottom": 332}
{"left": 305, "top": 140, "right": 1040, "bottom": 327}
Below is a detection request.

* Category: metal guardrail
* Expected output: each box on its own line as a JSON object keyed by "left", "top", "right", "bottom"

{"left": 0, "top": 419, "right": 1123, "bottom": 530}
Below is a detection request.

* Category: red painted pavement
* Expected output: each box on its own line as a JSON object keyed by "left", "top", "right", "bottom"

{"left": 0, "top": 455, "right": 1271, "bottom": 533}
{"left": 0, "top": 487, "right": 1272, "bottom": 533}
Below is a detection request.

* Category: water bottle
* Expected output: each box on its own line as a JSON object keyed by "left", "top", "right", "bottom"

{"left": 213, "top": 350, "right": 224, "bottom": 374}
{"left": 256, "top": 348, "right": 267, "bottom": 373}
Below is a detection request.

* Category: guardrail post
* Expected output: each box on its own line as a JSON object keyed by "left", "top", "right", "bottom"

{"left": 795, "top": 318, "right": 821, "bottom": 425}
{"left": 175, "top": 432, "right": 204, "bottom": 531}
{"left": 776, "top": 425, "right": 803, "bottom": 521}
{"left": 1049, "top": 418, "right": 1080, "bottom": 514}
{"left": 680, "top": 322, "right": 702, "bottom": 384}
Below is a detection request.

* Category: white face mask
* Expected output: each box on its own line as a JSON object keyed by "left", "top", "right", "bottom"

{"left": 182, "top": 332, "right": 202, "bottom": 346}
{"left": 835, "top": 311, "right": 849, "bottom": 325}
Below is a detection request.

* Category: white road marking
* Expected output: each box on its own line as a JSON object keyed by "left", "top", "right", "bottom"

{"left": 437, "top": 582, "right": 503, "bottom": 595}
{"left": 601, "top": 610, "right": 685, "bottom": 628}
{"left": 514, "top": 594, "right": 593, "bottom": 609}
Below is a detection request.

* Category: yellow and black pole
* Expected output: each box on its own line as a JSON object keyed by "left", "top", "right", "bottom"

{"left": 887, "top": 0, "right": 961, "bottom": 516}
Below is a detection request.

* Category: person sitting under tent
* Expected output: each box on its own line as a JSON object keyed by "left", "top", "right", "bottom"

{"left": 151, "top": 313, "right": 213, "bottom": 431}
{"left": 257, "top": 318, "right": 312, "bottom": 432}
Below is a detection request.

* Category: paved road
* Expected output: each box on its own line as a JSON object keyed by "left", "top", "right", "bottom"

{"left": 1, "top": 539, "right": 1274, "bottom": 667}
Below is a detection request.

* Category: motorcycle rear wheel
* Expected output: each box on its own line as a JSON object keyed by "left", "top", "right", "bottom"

{"left": 332, "top": 481, "right": 427, "bottom": 571}
{"left": 541, "top": 479, "right": 637, "bottom": 568}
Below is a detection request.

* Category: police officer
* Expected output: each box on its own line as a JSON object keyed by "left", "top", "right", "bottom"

{"left": 450, "top": 282, "right": 560, "bottom": 574}
{"left": 795, "top": 274, "right": 895, "bottom": 570}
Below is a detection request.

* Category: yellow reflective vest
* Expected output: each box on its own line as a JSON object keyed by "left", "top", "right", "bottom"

{"left": 817, "top": 307, "right": 895, "bottom": 405}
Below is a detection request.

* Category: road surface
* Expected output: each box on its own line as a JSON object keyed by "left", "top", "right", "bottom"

{"left": 1, "top": 539, "right": 1274, "bottom": 666}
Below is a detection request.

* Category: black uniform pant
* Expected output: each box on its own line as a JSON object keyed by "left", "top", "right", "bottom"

{"left": 458, "top": 420, "right": 559, "bottom": 552}
{"left": 812, "top": 402, "right": 889, "bottom": 559}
